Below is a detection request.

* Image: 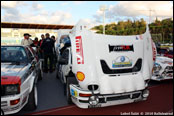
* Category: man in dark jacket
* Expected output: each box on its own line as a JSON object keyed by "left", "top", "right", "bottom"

{"left": 41, "top": 33, "right": 55, "bottom": 73}
{"left": 38, "top": 34, "right": 45, "bottom": 59}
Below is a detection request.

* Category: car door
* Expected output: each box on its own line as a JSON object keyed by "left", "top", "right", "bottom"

{"left": 26, "top": 47, "right": 38, "bottom": 81}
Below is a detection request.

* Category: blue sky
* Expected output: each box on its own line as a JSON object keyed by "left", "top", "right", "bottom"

{"left": 1, "top": 1, "right": 173, "bottom": 27}
{"left": 22, "top": 1, "right": 118, "bottom": 23}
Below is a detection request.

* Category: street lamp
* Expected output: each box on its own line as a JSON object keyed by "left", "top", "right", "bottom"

{"left": 100, "top": 5, "right": 108, "bottom": 34}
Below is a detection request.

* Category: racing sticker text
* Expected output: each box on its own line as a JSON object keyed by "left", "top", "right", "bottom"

{"left": 75, "top": 36, "right": 84, "bottom": 64}
{"left": 109, "top": 45, "right": 134, "bottom": 52}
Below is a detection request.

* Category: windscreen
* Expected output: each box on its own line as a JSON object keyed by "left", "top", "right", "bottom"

{"left": 168, "top": 50, "right": 173, "bottom": 55}
{"left": 1, "top": 46, "right": 27, "bottom": 63}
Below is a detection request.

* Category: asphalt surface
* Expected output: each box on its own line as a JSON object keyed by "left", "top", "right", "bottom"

{"left": 16, "top": 70, "right": 68, "bottom": 115}
{"left": 28, "top": 81, "right": 173, "bottom": 115}
{"left": 16, "top": 70, "right": 173, "bottom": 115}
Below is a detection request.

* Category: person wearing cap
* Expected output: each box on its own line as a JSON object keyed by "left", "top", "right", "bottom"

{"left": 41, "top": 33, "right": 55, "bottom": 73}
{"left": 21, "top": 33, "right": 34, "bottom": 46}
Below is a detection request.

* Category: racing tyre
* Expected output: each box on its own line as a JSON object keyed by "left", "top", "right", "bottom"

{"left": 56, "top": 68, "right": 59, "bottom": 79}
{"left": 66, "top": 77, "right": 78, "bottom": 104}
{"left": 38, "top": 69, "right": 42, "bottom": 81}
{"left": 23, "top": 84, "right": 38, "bottom": 111}
{"left": 1, "top": 109, "right": 4, "bottom": 115}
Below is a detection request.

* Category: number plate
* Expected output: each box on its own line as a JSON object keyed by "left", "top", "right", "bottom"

{"left": 88, "top": 104, "right": 101, "bottom": 108}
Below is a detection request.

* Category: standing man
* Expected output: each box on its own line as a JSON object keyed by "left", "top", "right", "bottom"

{"left": 21, "top": 33, "right": 34, "bottom": 46}
{"left": 38, "top": 34, "right": 45, "bottom": 59}
{"left": 33, "top": 37, "right": 39, "bottom": 47}
{"left": 51, "top": 35, "right": 57, "bottom": 69}
{"left": 51, "top": 35, "right": 56, "bottom": 43}
{"left": 41, "top": 33, "right": 54, "bottom": 73}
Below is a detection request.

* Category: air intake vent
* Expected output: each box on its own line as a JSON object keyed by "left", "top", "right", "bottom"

{"left": 88, "top": 85, "right": 99, "bottom": 91}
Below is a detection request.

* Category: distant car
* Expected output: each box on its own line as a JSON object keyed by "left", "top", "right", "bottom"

{"left": 164, "top": 49, "right": 173, "bottom": 59}
{"left": 158, "top": 48, "right": 168, "bottom": 56}
{"left": 152, "top": 56, "right": 173, "bottom": 81}
{"left": 1, "top": 45, "right": 42, "bottom": 115}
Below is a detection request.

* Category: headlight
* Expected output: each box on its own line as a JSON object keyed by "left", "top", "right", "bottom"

{"left": 154, "top": 63, "right": 162, "bottom": 72}
{"left": 165, "top": 66, "right": 171, "bottom": 72}
{"left": 89, "top": 96, "right": 99, "bottom": 106}
{"left": 5, "top": 84, "right": 20, "bottom": 95}
{"left": 161, "top": 71, "right": 166, "bottom": 77}
{"left": 164, "top": 67, "right": 169, "bottom": 72}
{"left": 142, "top": 89, "right": 149, "bottom": 98}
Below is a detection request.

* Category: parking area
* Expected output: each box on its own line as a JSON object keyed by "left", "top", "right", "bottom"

{"left": 17, "top": 71, "right": 68, "bottom": 115}
{"left": 16, "top": 70, "right": 173, "bottom": 115}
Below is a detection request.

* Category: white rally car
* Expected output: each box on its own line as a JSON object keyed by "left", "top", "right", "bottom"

{"left": 1, "top": 45, "right": 42, "bottom": 115}
{"left": 152, "top": 56, "right": 173, "bottom": 81}
{"left": 56, "top": 20, "right": 156, "bottom": 108}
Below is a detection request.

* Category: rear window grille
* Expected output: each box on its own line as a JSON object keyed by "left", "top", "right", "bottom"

{"left": 100, "top": 59, "right": 142, "bottom": 74}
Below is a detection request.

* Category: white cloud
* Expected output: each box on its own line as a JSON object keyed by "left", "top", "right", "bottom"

{"left": 94, "top": 1, "right": 173, "bottom": 23}
{"left": 60, "top": 1, "right": 84, "bottom": 6}
{"left": 1, "top": 8, "right": 72, "bottom": 25}
{"left": 31, "top": 2, "right": 43, "bottom": 11}
{"left": 78, "top": 19, "right": 100, "bottom": 29}
{"left": 1, "top": 1, "right": 25, "bottom": 9}
{"left": 1, "top": 1, "right": 72, "bottom": 25}
{"left": 60, "top": 2, "right": 69, "bottom": 6}
{"left": 73, "top": 1, "right": 85, "bottom": 5}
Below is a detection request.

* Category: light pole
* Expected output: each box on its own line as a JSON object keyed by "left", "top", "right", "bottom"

{"left": 100, "top": 5, "right": 108, "bottom": 34}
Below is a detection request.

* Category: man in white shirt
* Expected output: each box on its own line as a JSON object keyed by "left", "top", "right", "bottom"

{"left": 21, "top": 33, "right": 33, "bottom": 46}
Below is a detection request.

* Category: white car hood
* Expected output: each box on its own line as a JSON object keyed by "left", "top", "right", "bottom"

{"left": 70, "top": 21, "right": 154, "bottom": 94}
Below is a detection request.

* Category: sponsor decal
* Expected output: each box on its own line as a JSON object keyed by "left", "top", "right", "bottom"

{"left": 151, "top": 39, "right": 157, "bottom": 62}
{"left": 70, "top": 89, "right": 78, "bottom": 97}
{"left": 109, "top": 45, "right": 134, "bottom": 52}
{"left": 139, "top": 35, "right": 143, "bottom": 40}
{"left": 162, "top": 61, "right": 173, "bottom": 65}
{"left": 75, "top": 36, "right": 84, "bottom": 64}
{"left": 112, "top": 56, "right": 132, "bottom": 68}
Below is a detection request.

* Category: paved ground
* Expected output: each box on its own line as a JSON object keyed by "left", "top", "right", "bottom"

{"left": 17, "top": 71, "right": 68, "bottom": 115}
{"left": 16, "top": 70, "right": 173, "bottom": 115}
{"left": 28, "top": 80, "right": 173, "bottom": 115}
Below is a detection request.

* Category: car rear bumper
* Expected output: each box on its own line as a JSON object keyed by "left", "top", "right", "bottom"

{"left": 70, "top": 84, "right": 148, "bottom": 109}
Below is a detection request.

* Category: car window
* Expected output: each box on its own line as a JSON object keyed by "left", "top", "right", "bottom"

{"left": 26, "top": 47, "right": 34, "bottom": 61}
{"left": 160, "top": 49, "right": 167, "bottom": 54}
{"left": 60, "top": 35, "right": 71, "bottom": 45}
{"left": 1, "top": 46, "right": 27, "bottom": 63}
